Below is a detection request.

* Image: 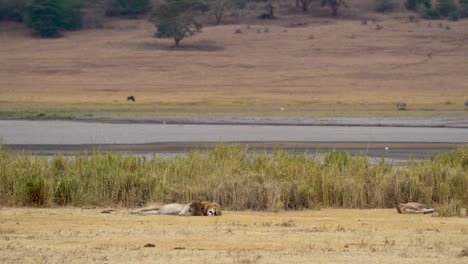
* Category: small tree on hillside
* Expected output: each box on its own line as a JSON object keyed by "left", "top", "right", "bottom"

{"left": 321, "top": 0, "right": 347, "bottom": 16}
{"left": 208, "top": 0, "right": 229, "bottom": 24}
{"left": 208, "top": 0, "right": 246, "bottom": 25}
{"left": 152, "top": 0, "right": 209, "bottom": 46}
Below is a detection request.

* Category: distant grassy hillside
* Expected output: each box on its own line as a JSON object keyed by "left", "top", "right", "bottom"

{"left": 0, "top": 1, "right": 467, "bottom": 118}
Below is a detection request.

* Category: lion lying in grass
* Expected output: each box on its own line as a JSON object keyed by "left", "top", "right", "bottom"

{"left": 130, "top": 201, "right": 222, "bottom": 216}
{"left": 397, "top": 202, "right": 435, "bottom": 214}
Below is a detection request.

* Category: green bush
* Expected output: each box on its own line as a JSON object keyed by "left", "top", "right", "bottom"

{"left": 104, "top": 0, "right": 149, "bottom": 17}
{"left": 418, "top": 5, "right": 441, "bottom": 19}
{"left": 461, "top": 0, "right": 468, "bottom": 17}
{"left": 0, "top": 0, "right": 27, "bottom": 21}
{"left": 405, "top": 0, "right": 431, "bottom": 11}
{"left": 375, "top": 0, "right": 396, "bottom": 13}
{"left": 436, "top": 0, "right": 457, "bottom": 17}
{"left": 24, "top": 0, "right": 83, "bottom": 37}
{"left": 418, "top": 0, "right": 458, "bottom": 19}
{"left": 61, "top": 0, "right": 84, "bottom": 30}
{"left": 448, "top": 9, "right": 460, "bottom": 20}
{"left": 25, "top": 0, "right": 65, "bottom": 37}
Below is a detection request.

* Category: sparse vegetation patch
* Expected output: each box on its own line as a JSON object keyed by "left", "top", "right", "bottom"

{"left": 375, "top": 0, "right": 396, "bottom": 13}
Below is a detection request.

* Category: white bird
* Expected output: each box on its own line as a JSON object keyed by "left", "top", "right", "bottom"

{"left": 385, "top": 147, "right": 389, "bottom": 150}
{"left": 280, "top": 107, "right": 285, "bottom": 111}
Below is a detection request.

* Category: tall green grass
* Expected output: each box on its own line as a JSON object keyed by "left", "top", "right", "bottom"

{"left": 0, "top": 145, "right": 466, "bottom": 210}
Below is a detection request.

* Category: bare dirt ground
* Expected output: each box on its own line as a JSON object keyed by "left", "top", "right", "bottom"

{"left": 1, "top": 14, "right": 468, "bottom": 117}
{"left": 1, "top": 208, "right": 467, "bottom": 263}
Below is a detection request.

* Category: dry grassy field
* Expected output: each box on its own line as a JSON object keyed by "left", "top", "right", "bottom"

{"left": 0, "top": 208, "right": 467, "bottom": 263}
{"left": 1, "top": 13, "right": 468, "bottom": 118}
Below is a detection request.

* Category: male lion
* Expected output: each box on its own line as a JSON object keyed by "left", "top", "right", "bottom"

{"left": 396, "top": 202, "right": 434, "bottom": 214}
{"left": 130, "top": 201, "right": 222, "bottom": 216}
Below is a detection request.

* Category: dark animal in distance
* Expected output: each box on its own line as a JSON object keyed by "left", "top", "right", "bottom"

{"left": 465, "top": 100, "right": 468, "bottom": 107}
{"left": 127, "top": 96, "right": 135, "bottom": 102}
{"left": 395, "top": 101, "right": 406, "bottom": 110}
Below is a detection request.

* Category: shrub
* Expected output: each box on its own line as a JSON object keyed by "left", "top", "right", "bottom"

{"left": 321, "top": 0, "right": 348, "bottom": 17}
{"left": 24, "top": 0, "right": 83, "bottom": 37}
{"left": 61, "top": 0, "right": 84, "bottom": 30}
{"left": 233, "top": 0, "right": 247, "bottom": 9}
{"left": 408, "top": 15, "right": 418, "bottom": 22}
{"left": 418, "top": 5, "right": 441, "bottom": 19}
{"left": 461, "top": 0, "right": 468, "bottom": 17}
{"left": 25, "top": 0, "right": 66, "bottom": 37}
{"left": 0, "top": 0, "right": 27, "bottom": 21}
{"left": 256, "top": 2, "right": 275, "bottom": 19}
{"left": 375, "top": 0, "right": 396, "bottom": 13}
{"left": 405, "top": 0, "right": 431, "bottom": 11}
{"left": 417, "top": 0, "right": 458, "bottom": 19}
{"left": 436, "top": 199, "right": 462, "bottom": 217}
{"left": 436, "top": 0, "right": 457, "bottom": 17}
{"left": 448, "top": 10, "right": 460, "bottom": 20}
{"left": 104, "top": 0, "right": 149, "bottom": 17}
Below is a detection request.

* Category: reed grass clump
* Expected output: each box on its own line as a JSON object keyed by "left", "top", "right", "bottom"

{"left": 435, "top": 199, "right": 463, "bottom": 217}
{"left": 0, "top": 145, "right": 467, "bottom": 211}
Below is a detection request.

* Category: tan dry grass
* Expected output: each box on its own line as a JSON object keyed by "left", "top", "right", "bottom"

{"left": 1, "top": 16, "right": 468, "bottom": 117}
{"left": 0, "top": 208, "right": 467, "bottom": 263}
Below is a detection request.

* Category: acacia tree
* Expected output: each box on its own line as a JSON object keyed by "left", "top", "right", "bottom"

{"left": 208, "top": 0, "right": 230, "bottom": 24}
{"left": 321, "top": 0, "right": 347, "bottom": 16}
{"left": 208, "top": 0, "right": 246, "bottom": 25}
{"left": 152, "top": 0, "right": 209, "bottom": 46}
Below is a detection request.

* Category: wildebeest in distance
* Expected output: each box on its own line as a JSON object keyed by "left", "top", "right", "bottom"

{"left": 395, "top": 101, "right": 406, "bottom": 110}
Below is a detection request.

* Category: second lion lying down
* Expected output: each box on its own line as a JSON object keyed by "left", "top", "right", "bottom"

{"left": 130, "top": 201, "right": 222, "bottom": 216}
{"left": 397, "top": 202, "right": 435, "bottom": 214}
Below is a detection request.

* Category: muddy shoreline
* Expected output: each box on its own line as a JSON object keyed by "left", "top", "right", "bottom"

{"left": 2, "top": 115, "right": 468, "bottom": 128}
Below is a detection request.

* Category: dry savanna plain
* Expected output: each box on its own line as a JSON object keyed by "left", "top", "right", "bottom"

{"left": 1, "top": 207, "right": 467, "bottom": 263}
{"left": 1, "top": 12, "right": 468, "bottom": 118}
